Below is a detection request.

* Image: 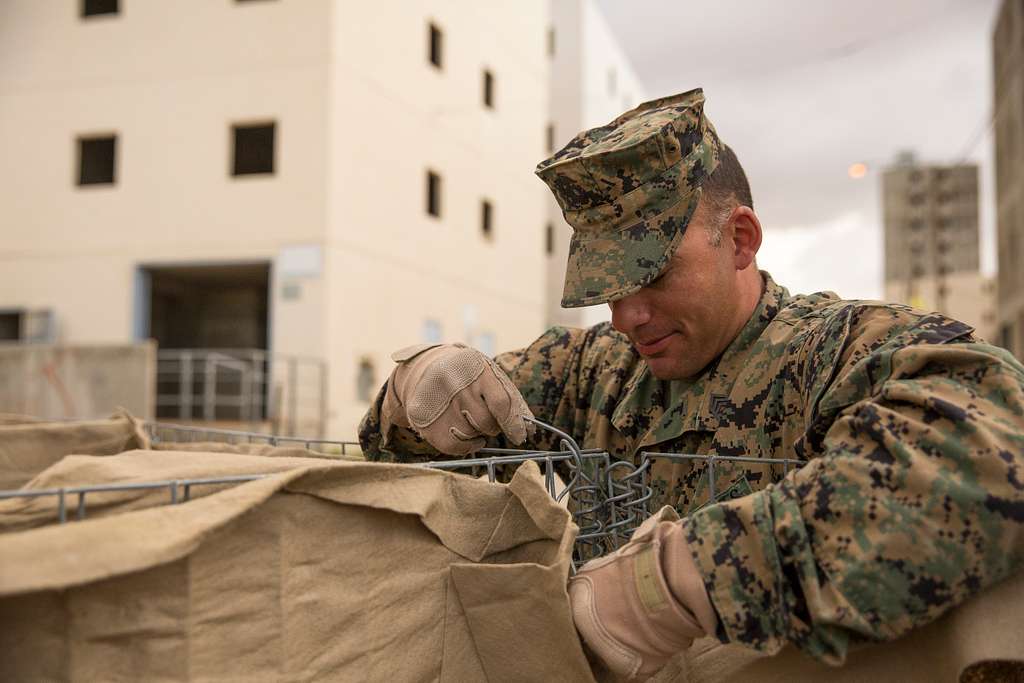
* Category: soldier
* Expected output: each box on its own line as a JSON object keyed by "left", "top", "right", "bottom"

{"left": 359, "top": 89, "right": 1024, "bottom": 679}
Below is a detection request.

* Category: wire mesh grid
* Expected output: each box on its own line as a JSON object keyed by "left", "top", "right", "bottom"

{"left": 0, "top": 420, "right": 810, "bottom": 564}
{"left": 0, "top": 419, "right": 655, "bottom": 565}
{"left": 145, "top": 421, "right": 362, "bottom": 455}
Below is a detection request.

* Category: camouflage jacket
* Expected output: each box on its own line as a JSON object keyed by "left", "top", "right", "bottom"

{"left": 359, "top": 272, "right": 1024, "bottom": 664}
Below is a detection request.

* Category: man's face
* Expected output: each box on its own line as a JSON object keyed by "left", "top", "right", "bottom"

{"left": 608, "top": 204, "right": 751, "bottom": 380}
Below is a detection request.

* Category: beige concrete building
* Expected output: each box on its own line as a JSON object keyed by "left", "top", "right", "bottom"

{"left": 993, "top": 0, "right": 1024, "bottom": 356}
{"left": 881, "top": 154, "right": 996, "bottom": 340}
{"left": 0, "top": 0, "right": 551, "bottom": 437}
{"left": 544, "top": 0, "right": 646, "bottom": 329}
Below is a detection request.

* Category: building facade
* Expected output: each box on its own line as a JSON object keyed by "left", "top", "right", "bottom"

{"left": 544, "top": 0, "right": 646, "bottom": 329}
{"left": 993, "top": 0, "right": 1024, "bottom": 356}
{"left": 0, "top": 0, "right": 551, "bottom": 437}
{"left": 881, "top": 154, "right": 996, "bottom": 340}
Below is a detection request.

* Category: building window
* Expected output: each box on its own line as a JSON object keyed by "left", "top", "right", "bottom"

{"left": 546, "top": 123, "right": 555, "bottom": 153}
{"left": 426, "top": 170, "right": 441, "bottom": 217}
{"left": 232, "top": 122, "right": 275, "bottom": 176}
{"left": 0, "top": 312, "right": 21, "bottom": 341}
{"left": 81, "top": 0, "right": 118, "bottom": 17}
{"left": 356, "top": 358, "right": 376, "bottom": 402}
{"left": 77, "top": 135, "right": 116, "bottom": 186}
{"left": 547, "top": 27, "right": 556, "bottom": 57}
{"left": 481, "top": 200, "right": 493, "bottom": 240}
{"left": 429, "top": 22, "right": 443, "bottom": 68}
{"left": 608, "top": 68, "right": 617, "bottom": 95}
{"left": 483, "top": 70, "right": 495, "bottom": 109}
{"left": 422, "top": 319, "right": 442, "bottom": 344}
{"left": 546, "top": 223, "right": 554, "bottom": 256}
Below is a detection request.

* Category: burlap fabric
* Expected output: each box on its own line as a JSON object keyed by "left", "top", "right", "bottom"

{"left": 647, "top": 570, "right": 1024, "bottom": 683}
{"left": 0, "top": 409, "right": 148, "bottom": 489}
{"left": 0, "top": 455, "right": 593, "bottom": 681}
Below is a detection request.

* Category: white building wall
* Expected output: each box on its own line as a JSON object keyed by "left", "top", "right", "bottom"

{"left": 325, "top": 0, "right": 550, "bottom": 435}
{"left": 0, "top": 0, "right": 551, "bottom": 439}
{"left": 545, "top": 0, "right": 646, "bottom": 329}
{"left": 0, "top": 0, "right": 332, "bottom": 348}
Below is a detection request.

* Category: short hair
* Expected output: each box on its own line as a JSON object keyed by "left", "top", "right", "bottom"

{"left": 699, "top": 144, "right": 752, "bottom": 245}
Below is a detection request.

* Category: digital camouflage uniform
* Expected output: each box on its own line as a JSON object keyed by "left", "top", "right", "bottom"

{"left": 358, "top": 89, "right": 1024, "bottom": 665}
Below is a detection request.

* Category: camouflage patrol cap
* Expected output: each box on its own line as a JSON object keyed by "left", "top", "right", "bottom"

{"left": 536, "top": 88, "right": 721, "bottom": 307}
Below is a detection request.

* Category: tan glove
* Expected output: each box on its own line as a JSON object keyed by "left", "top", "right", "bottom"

{"left": 569, "top": 506, "right": 718, "bottom": 681}
{"left": 380, "top": 343, "right": 534, "bottom": 455}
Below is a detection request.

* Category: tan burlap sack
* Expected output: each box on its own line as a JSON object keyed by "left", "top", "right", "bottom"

{"left": 0, "top": 409, "right": 148, "bottom": 490}
{"left": 0, "top": 456, "right": 594, "bottom": 682}
{"left": 650, "top": 570, "right": 1024, "bottom": 683}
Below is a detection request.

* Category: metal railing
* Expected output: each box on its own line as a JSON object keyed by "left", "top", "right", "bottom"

{"left": 155, "top": 349, "right": 327, "bottom": 437}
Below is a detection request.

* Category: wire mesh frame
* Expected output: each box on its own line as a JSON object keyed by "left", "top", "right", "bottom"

{"left": 145, "top": 422, "right": 362, "bottom": 455}
{"left": 1, "top": 419, "right": 656, "bottom": 564}
{"left": 0, "top": 475, "right": 269, "bottom": 524}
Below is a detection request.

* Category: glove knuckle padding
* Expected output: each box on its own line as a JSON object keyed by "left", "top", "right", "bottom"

{"left": 407, "top": 348, "right": 486, "bottom": 428}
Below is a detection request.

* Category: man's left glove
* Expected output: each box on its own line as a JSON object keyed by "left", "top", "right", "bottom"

{"left": 569, "top": 506, "right": 719, "bottom": 681}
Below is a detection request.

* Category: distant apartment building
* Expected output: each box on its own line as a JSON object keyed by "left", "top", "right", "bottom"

{"left": 882, "top": 154, "right": 996, "bottom": 340}
{"left": 993, "top": 0, "right": 1024, "bottom": 356}
{"left": 0, "top": 1, "right": 551, "bottom": 437}
{"left": 544, "top": 0, "right": 647, "bottom": 328}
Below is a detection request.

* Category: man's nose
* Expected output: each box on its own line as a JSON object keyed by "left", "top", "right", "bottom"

{"left": 609, "top": 294, "right": 651, "bottom": 335}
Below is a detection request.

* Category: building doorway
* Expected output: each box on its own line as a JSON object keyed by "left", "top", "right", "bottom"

{"left": 139, "top": 262, "right": 271, "bottom": 422}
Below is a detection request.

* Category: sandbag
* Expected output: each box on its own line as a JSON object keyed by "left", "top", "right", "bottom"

{"left": 0, "top": 455, "right": 594, "bottom": 682}
{"left": 0, "top": 409, "right": 148, "bottom": 489}
{"left": 650, "top": 570, "right": 1024, "bottom": 683}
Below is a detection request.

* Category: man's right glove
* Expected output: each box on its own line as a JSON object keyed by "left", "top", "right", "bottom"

{"left": 568, "top": 506, "right": 719, "bottom": 681}
{"left": 380, "top": 343, "right": 534, "bottom": 456}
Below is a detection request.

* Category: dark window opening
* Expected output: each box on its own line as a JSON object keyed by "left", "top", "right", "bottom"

{"left": 547, "top": 27, "right": 556, "bottom": 57}
{"left": 232, "top": 122, "right": 275, "bottom": 176}
{"left": 546, "top": 123, "right": 555, "bottom": 153}
{"left": 429, "top": 23, "right": 443, "bottom": 68}
{"left": 0, "top": 312, "right": 22, "bottom": 341}
{"left": 481, "top": 200, "right": 493, "bottom": 240}
{"left": 427, "top": 170, "right": 441, "bottom": 217}
{"left": 356, "top": 359, "right": 376, "bottom": 402}
{"left": 483, "top": 70, "right": 495, "bottom": 109}
{"left": 78, "top": 135, "right": 116, "bottom": 185}
{"left": 546, "top": 223, "right": 554, "bottom": 256}
{"left": 82, "top": 0, "right": 118, "bottom": 17}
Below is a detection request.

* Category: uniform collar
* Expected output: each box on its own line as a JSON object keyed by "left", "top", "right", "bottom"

{"left": 612, "top": 271, "right": 790, "bottom": 449}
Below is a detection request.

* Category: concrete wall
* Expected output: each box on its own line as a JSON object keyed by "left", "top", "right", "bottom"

{"left": 322, "top": 0, "right": 551, "bottom": 435}
{"left": 0, "top": 1, "right": 552, "bottom": 439}
{"left": 0, "top": 342, "right": 156, "bottom": 420}
{"left": 545, "top": 0, "right": 647, "bottom": 329}
{"left": 993, "top": 0, "right": 1024, "bottom": 356}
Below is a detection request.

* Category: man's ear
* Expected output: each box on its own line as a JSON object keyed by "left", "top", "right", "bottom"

{"left": 729, "top": 206, "right": 762, "bottom": 270}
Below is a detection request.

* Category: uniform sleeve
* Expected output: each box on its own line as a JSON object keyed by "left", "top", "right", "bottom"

{"left": 682, "top": 307, "right": 1024, "bottom": 664}
{"left": 357, "top": 326, "right": 604, "bottom": 461}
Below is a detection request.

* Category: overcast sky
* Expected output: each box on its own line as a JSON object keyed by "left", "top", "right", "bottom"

{"left": 593, "top": 0, "right": 1001, "bottom": 300}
